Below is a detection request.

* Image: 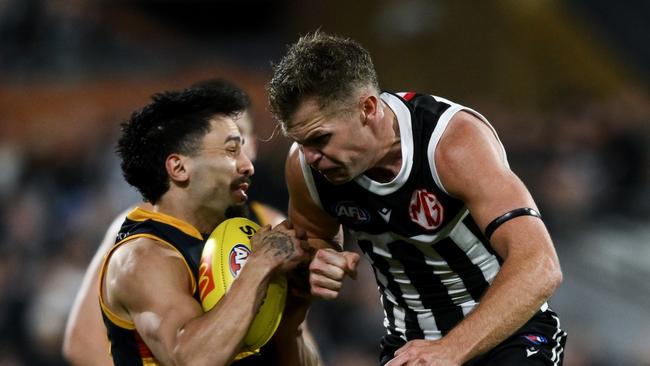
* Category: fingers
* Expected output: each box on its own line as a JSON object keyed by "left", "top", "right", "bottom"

{"left": 342, "top": 251, "right": 360, "bottom": 279}
{"left": 309, "top": 248, "right": 359, "bottom": 300}
{"left": 310, "top": 249, "right": 349, "bottom": 278}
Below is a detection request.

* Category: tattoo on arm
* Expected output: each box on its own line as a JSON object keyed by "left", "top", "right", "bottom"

{"left": 262, "top": 232, "right": 295, "bottom": 259}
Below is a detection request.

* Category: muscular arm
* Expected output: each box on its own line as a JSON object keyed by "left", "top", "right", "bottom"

{"left": 104, "top": 227, "right": 304, "bottom": 366}
{"left": 285, "top": 145, "right": 342, "bottom": 250}
{"left": 434, "top": 111, "right": 563, "bottom": 362}
{"left": 62, "top": 208, "right": 132, "bottom": 366}
{"left": 285, "top": 147, "right": 360, "bottom": 300}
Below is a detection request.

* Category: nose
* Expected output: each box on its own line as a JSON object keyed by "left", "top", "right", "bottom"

{"left": 302, "top": 145, "right": 323, "bottom": 166}
{"left": 238, "top": 151, "right": 255, "bottom": 177}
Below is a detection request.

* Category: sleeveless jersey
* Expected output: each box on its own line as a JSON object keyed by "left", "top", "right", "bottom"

{"left": 298, "top": 92, "right": 509, "bottom": 342}
{"left": 99, "top": 203, "right": 279, "bottom": 365}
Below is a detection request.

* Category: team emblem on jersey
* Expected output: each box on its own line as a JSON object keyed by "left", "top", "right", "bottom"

{"left": 334, "top": 201, "right": 371, "bottom": 224}
{"left": 522, "top": 334, "right": 548, "bottom": 345}
{"left": 229, "top": 244, "right": 251, "bottom": 277}
{"left": 409, "top": 189, "right": 444, "bottom": 230}
{"left": 198, "top": 252, "right": 216, "bottom": 300}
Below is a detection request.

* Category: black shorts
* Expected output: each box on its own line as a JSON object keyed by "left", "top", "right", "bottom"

{"left": 379, "top": 308, "right": 567, "bottom": 366}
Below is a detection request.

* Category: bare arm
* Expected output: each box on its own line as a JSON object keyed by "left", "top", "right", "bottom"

{"left": 285, "top": 147, "right": 360, "bottom": 300}
{"left": 104, "top": 223, "right": 307, "bottom": 365}
{"left": 62, "top": 208, "right": 132, "bottom": 366}
{"left": 392, "top": 111, "right": 563, "bottom": 365}
{"left": 285, "top": 146, "right": 342, "bottom": 250}
{"left": 270, "top": 291, "right": 322, "bottom": 366}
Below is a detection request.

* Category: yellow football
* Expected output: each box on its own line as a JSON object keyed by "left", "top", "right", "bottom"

{"left": 198, "top": 217, "right": 287, "bottom": 353}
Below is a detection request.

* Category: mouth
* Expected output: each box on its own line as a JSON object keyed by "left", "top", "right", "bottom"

{"left": 319, "top": 167, "right": 350, "bottom": 184}
{"left": 316, "top": 164, "right": 339, "bottom": 175}
{"left": 231, "top": 178, "right": 250, "bottom": 202}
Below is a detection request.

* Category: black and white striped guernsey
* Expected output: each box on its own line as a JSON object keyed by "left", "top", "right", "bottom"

{"left": 297, "top": 91, "right": 510, "bottom": 342}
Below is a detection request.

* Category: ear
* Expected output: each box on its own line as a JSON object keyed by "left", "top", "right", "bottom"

{"left": 165, "top": 154, "right": 190, "bottom": 183}
{"left": 360, "top": 94, "right": 382, "bottom": 125}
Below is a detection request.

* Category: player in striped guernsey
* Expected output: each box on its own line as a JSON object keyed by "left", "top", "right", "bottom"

{"left": 268, "top": 32, "right": 567, "bottom": 365}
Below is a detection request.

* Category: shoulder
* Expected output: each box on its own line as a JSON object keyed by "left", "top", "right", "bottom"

{"left": 107, "top": 237, "right": 190, "bottom": 298}
{"left": 285, "top": 143, "right": 304, "bottom": 184}
{"left": 435, "top": 110, "right": 508, "bottom": 198}
{"left": 284, "top": 144, "right": 313, "bottom": 205}
{"left": 437, "top": 111, "right": 504, "bottom": 163}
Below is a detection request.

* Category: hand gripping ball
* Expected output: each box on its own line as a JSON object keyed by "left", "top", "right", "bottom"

{"left": 198, "top": 217, "right": 287, "bottom": 352}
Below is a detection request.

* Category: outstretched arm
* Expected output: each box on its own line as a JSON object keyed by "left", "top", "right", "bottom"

{"left": 390, "top": 111, "right": 562, "bottom": 365}
{"left": 62, "top": 207, "right": 133, "bottom": 366}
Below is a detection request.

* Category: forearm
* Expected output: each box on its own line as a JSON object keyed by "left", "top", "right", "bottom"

{"left": 443, "top": 250, "right": 562, "bottom": 362}
{"left": 63, "top": 328, "right": 113, "bottom": 366}
{"left": 63, "top": 242, "right": 114, "bottom": 365}
{"left": 172, "top": 263, "right": 273, "bottom": 365}
{"left": 272, "top": 323, "right": 321, "bottom": 366}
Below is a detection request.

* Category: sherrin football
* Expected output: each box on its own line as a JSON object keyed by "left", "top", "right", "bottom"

{"left": 198, "top": 217, "right": 288, "bottom": 352}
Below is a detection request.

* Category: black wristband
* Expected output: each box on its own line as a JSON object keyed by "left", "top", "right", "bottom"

{"left": 484, "top": 208, "right": 541, "bottom": 240}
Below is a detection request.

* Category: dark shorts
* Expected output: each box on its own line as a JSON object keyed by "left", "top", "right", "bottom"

{"left": 379, "top": 309, "right": 567, "bottom": 366}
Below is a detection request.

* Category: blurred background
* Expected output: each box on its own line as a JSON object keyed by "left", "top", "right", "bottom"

{"left": 1, "top": 0, "right": 649, "bottom": 365}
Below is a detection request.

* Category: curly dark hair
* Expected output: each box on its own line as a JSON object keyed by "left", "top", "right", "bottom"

{"left": 267, "top": 31, "right": 379, "bottom": 132}
{"left": 117, "top": 79, "right": 250, "bottom": 203}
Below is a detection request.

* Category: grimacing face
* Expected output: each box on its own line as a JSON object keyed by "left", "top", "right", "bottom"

{"left": 188, "top": 116, "right": 254, "bottom": 213}
{"left": 287, "top": 98, "right": 377, "bottom": 185}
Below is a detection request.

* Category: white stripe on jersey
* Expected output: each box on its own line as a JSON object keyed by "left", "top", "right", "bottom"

{"left": 295, "top": 143, "right": 323, "bottom": 209}
{"left": 425, "top": 95, "right": 510, "bottom": 195}
{"left": 351, "top": 211, "right": 501, "bottom": 339}
{"left": 359, "top": 232, "right": 443, "bottom": 338}
{"left": 354, "top": 92, "right": 414, "bottom": 195}
{"left": 447, "top": 218, "right": 501, "bottom": 283}
{"left": 550, "top": 313, "right": 566, "bottom": 365}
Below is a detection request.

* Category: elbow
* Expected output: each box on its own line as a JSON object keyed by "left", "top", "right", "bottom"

{"left": 171, "top": 336, "right": 194, "bottom": 366}
{"left": 543, "top": 258, "right": 563, "bottom": 297}
{"left": 171, "top": 329, "right": 230, "bottom": 366}
{"left": 550, "top": 263, "right": 563, "bottom": 292}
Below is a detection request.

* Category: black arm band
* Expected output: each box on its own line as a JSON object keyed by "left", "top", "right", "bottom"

{"left": 484, "top": 207, "right": 541, "bottom": 240}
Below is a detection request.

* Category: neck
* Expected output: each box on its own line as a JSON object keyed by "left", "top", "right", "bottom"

{"left": 155, "top": 192, "right": 224, "bottom": 235}
{"left": 364, "top": 102, "right": 402, "bottom": 182}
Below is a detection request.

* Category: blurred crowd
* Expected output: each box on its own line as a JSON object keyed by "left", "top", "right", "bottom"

{"left": 1, "top": 82, "right": 648, "bottom": 366}
{"left": 1, "top": 1, "right": 649, "bottom": 366}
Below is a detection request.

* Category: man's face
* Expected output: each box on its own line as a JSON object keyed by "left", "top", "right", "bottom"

{"left": 286, "top": 98, "right": 376, "bottom": 185}
{"left": 189, "top": 116, "right": 254, "bottom": 212}
{"left": 234, "top": 111, "right": 257, "bottom": 162}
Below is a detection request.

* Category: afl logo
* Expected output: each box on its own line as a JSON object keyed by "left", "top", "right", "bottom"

{"left": 229, "top": 244, "right": 251, "bottom": 277}
{"left": 409, "top": 189, "right": 444, "bottom": 230}
{"left": 335, "top": 201, "right": 371, "bottom": 224}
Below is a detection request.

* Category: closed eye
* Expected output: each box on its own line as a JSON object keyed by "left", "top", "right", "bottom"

{"left": 304, "top": 134, "right": 331, "bottom": 148}
{"left": 226, "top": 145, "right": 241, "bottom": 157}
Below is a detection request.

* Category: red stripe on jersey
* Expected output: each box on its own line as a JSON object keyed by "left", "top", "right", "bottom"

{"left": 403, "top": 92, "right": 416, "bottom": 101}
{"left": 134, "top": 331, "right": 154, "bottom": 358}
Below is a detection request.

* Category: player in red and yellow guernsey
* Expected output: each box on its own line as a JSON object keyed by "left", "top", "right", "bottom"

{"left": 65, "top": 81, "right": 319, "bottom": 366}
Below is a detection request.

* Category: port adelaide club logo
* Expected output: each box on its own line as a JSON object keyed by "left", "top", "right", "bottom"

{"left": 409, "top": 189, "right": 444, "bottom": 230}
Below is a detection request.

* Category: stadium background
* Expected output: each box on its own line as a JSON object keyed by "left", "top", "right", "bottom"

{"left": 1, "top": 0, "right": 649, "bottom": 365}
